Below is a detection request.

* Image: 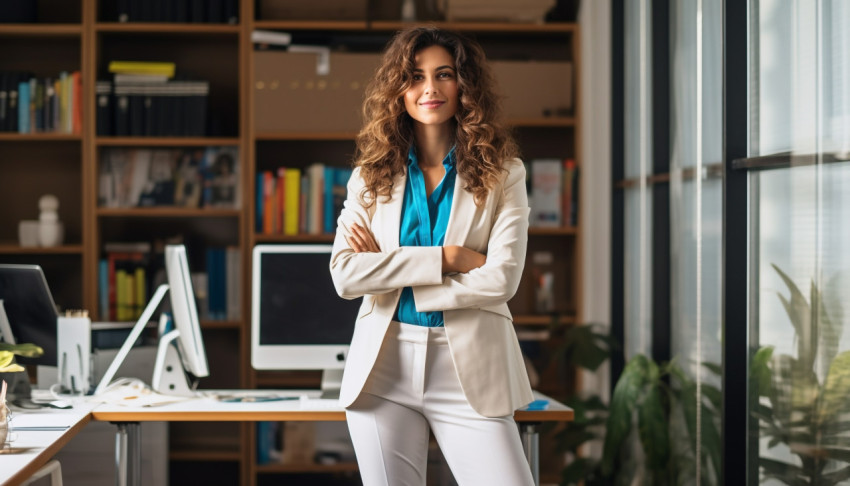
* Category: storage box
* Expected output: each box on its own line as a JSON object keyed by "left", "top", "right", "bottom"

{"left": 491, "top": 60, "right": 573, "bottom": 118}
{"left": 445, "top": 0, "right": 555, "bottom": 22}
{"left": 254, "top": 50, "right": 382, "bottom": 133}
{"left": 258, "top": 0, "right": 367, "bottom": 20}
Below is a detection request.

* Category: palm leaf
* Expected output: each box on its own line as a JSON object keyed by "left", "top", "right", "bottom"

{"left": 0, "top": 342, "right": 44, "bottom": 357}
{"left": 772, "top": 264, "right": 814, "bottom": 370}
{"left": 601, "top": 354, "right": 650, "bottom": 475}
{"left": 751, "top": 346, "right": 775, "bottom": 397}
{"left": 0, "top": 351, "right": 15, "bottom": 369}
{"left": 637, "top": 365, "right": 668, "bottom": 473}
{"left": 561, "top": 324, "right": 615, "bottom": 372}
{"left": 818, "top": 351, "right": 850, "bottom": 422}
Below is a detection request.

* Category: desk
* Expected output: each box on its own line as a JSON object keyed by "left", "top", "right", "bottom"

{"left": 92, "top": 391, "right": 573, "bottom": 486}
{"left": 0, "top": 406, "right": 93, "bottom": 486}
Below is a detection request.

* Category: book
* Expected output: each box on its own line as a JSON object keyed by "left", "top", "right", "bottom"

{"left": 108, "top": 61, "right": 176, "bottom": 78}
{"left": 530, "top": 158, "right": 563, "bottom": 227}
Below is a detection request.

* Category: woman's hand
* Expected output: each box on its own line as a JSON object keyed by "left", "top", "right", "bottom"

{"left": 346, "top": 223, "right": 381, "bottom": 253}
{"left": 442, "top": 246, "right": 486, "bottom": 274}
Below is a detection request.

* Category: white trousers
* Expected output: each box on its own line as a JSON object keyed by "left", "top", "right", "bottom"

{"left": 345, "top": 321, "right": 534, "bottom": 486}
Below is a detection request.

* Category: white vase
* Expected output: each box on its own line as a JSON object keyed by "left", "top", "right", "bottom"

{"left": 38, "top": 221, "right": 64, "bottom": 247}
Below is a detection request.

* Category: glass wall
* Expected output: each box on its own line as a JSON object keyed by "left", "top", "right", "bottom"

{"left": 748, "top": 0, "right": 850, "bottom": 484}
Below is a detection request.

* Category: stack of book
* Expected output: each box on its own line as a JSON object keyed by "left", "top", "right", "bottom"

{"left": 529, "top": 158, "right": 580, "bottom": 228}
{"left": 255, "top": 164, "right": 352, "bottom": 236}
{"left": 0, "top": 71, "right": 82, "bottom": 134}
{"left": 99, "top": 147, "right": 240, "bottom": 209}
{"left": 97, "top": 61, "right": 209, "bottom": 137}
{"left": 108, "top": 0, "right": 239, "bottom": 23}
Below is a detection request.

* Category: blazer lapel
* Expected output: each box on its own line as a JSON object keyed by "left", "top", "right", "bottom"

{"left": 380, "top": 170, "right": 407, "bottom": 252}
{"left": 444, "top": 174, "right": 475, "bottom": 246}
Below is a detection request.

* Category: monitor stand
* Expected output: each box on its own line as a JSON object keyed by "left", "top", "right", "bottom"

{"left": 151, "top": 329, "right": 196, "bottom": 397}
{"left": 319, "top": 369, "right": 343, "bottom": 399}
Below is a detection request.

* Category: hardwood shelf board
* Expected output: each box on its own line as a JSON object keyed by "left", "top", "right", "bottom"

{"left": 0, "top": 24, "right": 82, "bottom": 36}
{"left": 254, "top": 233, "right": 335, "bottom": 243}
{"left": 95, "top": 23, "right": 240, "bottom": 34}
{"left": 0, "top": 244, "right": 84, "bottom": 255}
{"left": 369, "top": 21, "right": 577, "bottom": 34}
{"left": 510, "top": 117, "right": 576, "bottom": 127}
{"left": 253, "top": 20, "right": 368, "bottom": 31}
{"left": 256, "top": 462, "right": 359, "bottom": 474}
{"left": 513, "top": 314, "right": 577, "bottom": 326}
{"left": 0, "top": 133, "right": 81, "bottom": 142}
{"left": 96, "top": 137, "right": 240, "bottom": 147}
{"left": 169, "top": 449, "right": 241, "bottom": 462}
{"left": 254, "top": 132, "right": 357, "bottom": 141}
{"left": 201, "top": 320, "right": 241, "bottom": 330}
{"left": 528, "top": 226, "right": 579, "bottom": 236}
{"left": 97, "top": 207, "right": 241, "bottom": 218}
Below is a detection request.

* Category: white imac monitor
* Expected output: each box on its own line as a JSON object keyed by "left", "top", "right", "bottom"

{"left": 94, "top": 244, "right": 209, "bottom": 396}
{"left": 251, "top": 245, "right": 361, "bottom": 397}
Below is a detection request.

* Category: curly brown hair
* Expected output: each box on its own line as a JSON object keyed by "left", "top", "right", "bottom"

{"left": 354, "top": 26, "right": 519, "bottom": 207}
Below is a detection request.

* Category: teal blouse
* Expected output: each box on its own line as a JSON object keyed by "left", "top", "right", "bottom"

{"left": 393, "top": 146, "right": 456, "bottom": 327}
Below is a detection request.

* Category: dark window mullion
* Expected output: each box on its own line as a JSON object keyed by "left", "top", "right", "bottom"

{"left": 722, "top": 0, "right": 750, "bottom": 482}
{"left": 651, "top": 0, "right": 671, "bottom": 365}
{"left": 611, "top": 0, "right": 626, "bottom": 389}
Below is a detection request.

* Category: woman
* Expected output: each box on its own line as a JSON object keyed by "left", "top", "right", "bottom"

{"left": 330, "top": 26, "right": 534, "bottom": 485}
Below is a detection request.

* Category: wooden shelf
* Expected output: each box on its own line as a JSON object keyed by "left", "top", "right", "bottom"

{"left": 97, "top": 207, "right": 241, "bottom": 217}
{"left": 96, "top": 137, "right": 240, "bottom": 146}
{"left": 0, "top": 24, "right": 82, "bottom": 36}
{"left": 95, "top": 23, "right": 240, "bottom": 34}
{"left": 514, "top": 314, "right": 577, "bottom": 326}
{"left": 256, "top": 462, "right": 359, "bottom": 474}
{"left": 0, "top": 133, "right": 81, "bottom": 142}
{"left": 200, "top": 320, "right": 241, "bottom": 330}
{"left": 369, "top": 21, "right": 577, "bottom": 34}
{"left": 254, "top": 233, "right": 335, "bottom": 243}
{"left": 0, "top": 244, "right": 84, "bottom": 255}
{"left": 254, "top": 132, "right": 357, "bottom": 141}
{"left": 528, "top": 226, "right": 579, "bottom": 236}
{"left": 510, "top": 117, "right": 576, "bottom": 127}
{"left": 169, "top": 449, "right": 242, "bottom": 462}
{"left": 252, "top": 20, "right": 368, "bottom": 30}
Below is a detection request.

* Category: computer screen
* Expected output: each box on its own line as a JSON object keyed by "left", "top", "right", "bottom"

{"left": 164, "top": 244, "right": 209, "bottom": 379}
{"left": 251, "top": 245, "right": 361, "bottom": 391}
{"left": 0, "top": 264, "right": 59, "bottom": 366}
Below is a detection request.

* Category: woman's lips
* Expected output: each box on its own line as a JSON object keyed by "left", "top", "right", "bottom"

{"left": 421, "top": 100, "right": 445, "bottom": 109}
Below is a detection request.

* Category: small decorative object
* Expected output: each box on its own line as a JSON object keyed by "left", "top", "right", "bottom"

{"left": 401, "top": 0, "right": 416, "bottom": 21}
{"left": 38, "top": 194, "right": 64, "bottom": 247}
{"left": 17, "top": 220, "right": 39, "bottom": 247}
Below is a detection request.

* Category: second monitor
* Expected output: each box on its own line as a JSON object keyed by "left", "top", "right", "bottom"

{"left": 251, "top": 245, "right": 361, "bottom": 397}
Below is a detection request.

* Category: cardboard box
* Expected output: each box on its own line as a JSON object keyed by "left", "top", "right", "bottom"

{"left": 258, "top": 0, "right": 367, "bottom": 20}
{"left": 446, "top": 0, "right": 555, "bottom": 22}
{"left": 491, "top": 60, "right": 573, "bottom": 118}
{"left": 254, "top": 50, "right": 382, "bottom": 133}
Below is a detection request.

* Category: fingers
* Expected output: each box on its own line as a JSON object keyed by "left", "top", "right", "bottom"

{"left": 346, "top": 223, "right": 380, "bottom": 253}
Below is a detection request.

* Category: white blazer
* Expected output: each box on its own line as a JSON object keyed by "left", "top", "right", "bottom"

{"left": 329, "top": 157, "right": 533, "bottom": 418}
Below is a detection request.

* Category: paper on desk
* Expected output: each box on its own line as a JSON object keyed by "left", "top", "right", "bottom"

{"left": 88, "top": 383, "right": 191, "bottom": 408}
{"left": 10, "top": 411, "right": 76, "bottom": 428}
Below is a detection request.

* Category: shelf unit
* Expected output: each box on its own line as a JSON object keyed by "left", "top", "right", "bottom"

{"left": 1, "top": 1, "right": 581, "bottom": 484}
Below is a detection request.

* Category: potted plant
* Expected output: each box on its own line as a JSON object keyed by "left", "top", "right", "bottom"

{"left": 751, "top": 265, "right": 850, "bottom": 485}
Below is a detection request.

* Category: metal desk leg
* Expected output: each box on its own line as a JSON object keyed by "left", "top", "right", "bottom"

{"left": 114, "top": 422, "right": 141, "bottom": 486}
{"left": 520, "top": 422, "right": 540, "bottom": 486}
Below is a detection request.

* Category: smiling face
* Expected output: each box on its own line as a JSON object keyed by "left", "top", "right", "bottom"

{"left": 403, "top": 45, "right": 459, "bottom": 128}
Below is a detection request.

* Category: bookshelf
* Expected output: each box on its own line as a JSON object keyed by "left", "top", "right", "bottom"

{"left": 1, "top": 1, "right": 582, "bottom": 484}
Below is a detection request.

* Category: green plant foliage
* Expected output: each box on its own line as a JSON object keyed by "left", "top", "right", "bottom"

{"left": 755, "top": 265, "right": 850, "bottom": 485}
{"left": 0, "top": 343, "right": 44, "bottom": 373}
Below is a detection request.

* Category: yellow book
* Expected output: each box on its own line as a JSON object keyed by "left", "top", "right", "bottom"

{"left": 115, "top": 269, "right": 127, "bottom": 321}
{"left": 135, "top": 267, "right": 146, "bottom": 320}
{"left": 284, "top": 168, "right": 301, "bottom": 235}
{"left": 108, "top": 61, "right": 176, "bottom": 78}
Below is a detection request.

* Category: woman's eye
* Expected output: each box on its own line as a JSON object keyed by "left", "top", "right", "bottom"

{"left": 437, "top": 72, "right": 453, "bottom": 79}
{"left": 412, "top": 74, "right": 424, "bottom": 81}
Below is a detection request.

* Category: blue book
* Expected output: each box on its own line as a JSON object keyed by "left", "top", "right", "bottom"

{"left": 99, "top": 259, "right": 109, "bottom": 319}
{"left": 17, "top": 81, "right": 29, "bottom": 134}
{"left": 256, "top": 173, "right": 264, "bottom": 232}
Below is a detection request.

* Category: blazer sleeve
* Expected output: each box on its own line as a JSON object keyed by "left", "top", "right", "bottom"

{"left": 412, "top": 159, "right": 529, "bottom": 311}
{"left": 329, "top": 167, "right": 444, "bottom": 300}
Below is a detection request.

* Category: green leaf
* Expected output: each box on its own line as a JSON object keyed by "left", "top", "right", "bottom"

{"left": 561, "top": 324, "right": 614, "bottom": 372}
{"left": 819, "top": 351, "right": 850, "bottom": 421}
{"left": 0, "top": 351, "right": 13, "bottom": 369}
{"left": 0, "top": 342, "right": 44, "bottom": 357}
{"left": 759, "top": 456, "right": 807, "bottom": 485}
{"left": 822, "top": 465, "right": 850, "bottom": 484}
{"left": 702, "top": 361, "right": 722, "bottom": 377}
{"left": 772, "top": 264, "right": 814, "bottom": 370}
{"left": 560, "top": 457, "right": 596, "bottom": 486}
{"left": 637, "top": 382, "right": 668, "bottom": 472}
{"left": 601, "top": 354, "right": 650, "bottom": 475}
{"left": 750, "top": 346, "right": 774, "bottom": 397}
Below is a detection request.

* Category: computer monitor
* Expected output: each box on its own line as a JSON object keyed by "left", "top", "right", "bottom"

{"left": 94, "top": 244, "right": 209, "bottom": 396}
{"left": 251, "top": 244, "right": 361, "bottom": 397}
{"left": 0, "top": 264, "right": 59, "bottom": 367}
